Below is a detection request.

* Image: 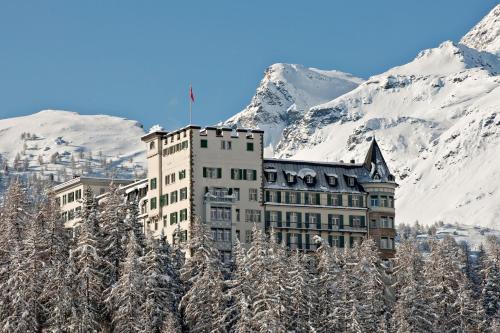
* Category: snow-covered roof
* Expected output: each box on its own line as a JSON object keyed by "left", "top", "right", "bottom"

{"left": 297, "top": 168, "right": 316, "bottom": 178}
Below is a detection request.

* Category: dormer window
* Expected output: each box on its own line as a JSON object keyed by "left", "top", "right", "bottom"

{"left": 373, "top": 174, "right": 381, "bottom": 180}
{"left": 149, "top": 141, "right": 155, "bottom": 150}
{"left": 267, "top": 172, "right": 276, "bottom": 182}
{"left": 304, "top": 175, "right": 314, "bottom": 185}
{"left": 216, "top": 129, "right": 223, "bottom": 137}
{"left": 286, "top": 172, "right": 296, "bottom": 183}
{"left": 347, "top": 177, "right": 355, "bottom": 187}
{"left": 327, "top": 175, "right": 337, "bottom": 186}
{"left": 388, "top": 174, "right": 395, "bottom": 182}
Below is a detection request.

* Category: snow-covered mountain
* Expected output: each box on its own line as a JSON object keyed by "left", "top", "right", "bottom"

{"left": 224, "top": 63, "right": 363, "bottom": 154}
{"left": 0, "top": 110, "right": 146, "bottom": 186}
{"left": 226, "top": 4, "right": 500, "bottom": 228}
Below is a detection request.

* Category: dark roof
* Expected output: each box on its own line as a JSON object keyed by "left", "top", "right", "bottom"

{"left": 363, "top": 138, "right": 392, "bottom": 180}
{"left": 263, "top": 138, "right": 395, "bottom": 193}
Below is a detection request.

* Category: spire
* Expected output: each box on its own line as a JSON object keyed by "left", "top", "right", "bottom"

{"left": 363, "top": 137, "right": 391, "bottom": 179}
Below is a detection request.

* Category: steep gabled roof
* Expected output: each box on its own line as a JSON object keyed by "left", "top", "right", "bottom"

{"left": 363, "top": 137, "right": 392, "bottom": 180}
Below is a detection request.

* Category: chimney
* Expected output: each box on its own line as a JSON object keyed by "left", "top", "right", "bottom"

{"left": 350, "top": 159, "right": 355, "bottom": 164}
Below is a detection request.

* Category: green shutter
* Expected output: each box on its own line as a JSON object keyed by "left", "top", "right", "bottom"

{"left": 277, "top": 191, "right": 282, "bottom": 203}
{"left": 231, "top": 169, "right": 235, "bottom": 180}
{"left": 286, "top": 212, "right": 291, "bottom": 227}
{"left": 297, "top": 234, "right": 303, "bottom": 249}
{"left": 286, "top": 233, "right": 291, "bottom": 246}
{"left": 285, "top": 192, "right": 290, "bottom": 204}
{"left": 265, "top": 211, "right": 270, "bottom": 228}
{"left": 339, "top": 235, "right": 345, "bottom": 248}
{"left": 239, "top": 169, "right": 243, "bottom": 180}
{"left": 327, "top": 194, "right": 332, "bottom": 206}
{"left": 217, "top": 168, "right": 222, "bottom": 178}
{"left": 316, "top": 214, "right": 321, "bottom": 229}
{"left": 277, "top": 232, "right": 283, "bottom": 244}
{"left": 277, "top": 211, "right": 282, "bottom": 227}
{"left": 339, "top": 215, "right": 344, "bottom": 229}
{"left": 328, "top": 214, "right": 333, "bottom": 229}
{"left": 203, "top": 167, "right": 207, "bottom": 177}
{"left": 252, "top": 169, "right": 257, "bottom": 180}
{"left": 297, "top": 212, "right": 302, "bottom": 229}
{"left": 348, "top": 195, "right": 352, "bottom": 207}
{"left": 304, "top": 193, "right": 309, "bottom": 205}
{"left": 315, "top": 193, "right": 321, "bottom": 205}
{"left": 243, "top": 169, "right": 247, "bottom": 180}
{"left": 328, "top": 235, "right": 333, "bottom": 247}
{"left": 338, "top": 194, "right": 343, "bottom": 206}
{"left": 265, "top": 191, "right": 270, "bottom": 202}
{"left": 305, "top": 234, "right": 310, "bottom": 250}
{"left": 360, "top": 216, "right": 366, "bottom": 228}
{"left": 296, "top": 192, "right": 301, "bottom": 204}
{"left": 349, "top": 216, "right": 353, "bottom": 227}
{"left": 305, "top": 213, "right": 309, "bottom": 229}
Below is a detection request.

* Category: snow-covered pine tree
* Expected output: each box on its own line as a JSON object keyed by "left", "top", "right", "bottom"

{"left": 391, "top": 239, "right": 434, "bottom": 333}
{"left": 179, "top": 220, "right": 225, "bottom": 333}
{"left": 140, "top": 233, "right": 182, "bottom": 333}
{"left": 481, "top": 236, "right": 500, "bottom": 323}
{"left": 287, "top": 249, "right": 316, "bottom": 332}
{"left": 351, "top": 238, "right": 386, "bottom": 332}
{"left": 67, "top": 186, "right": 107, "bottom": 333}
{"left": 100, "top": 184, "right": 128, "bottom": 286}
{"left": 1, "top": 243, "right": 39, "bottom": 333}
{"left": 424, "top": 236, "right": 468, "bottom": 332}
{"left": 245, "top": 227, "right": 287, "bottom": 333}
{"left": 124, "top": 198, "right": 146, "bottom": 251}
{"left": 106, "top": 230, "right": 145, "bottom": 333}
{"left": 224, "top": 239, "right": 252, "bottom": 332}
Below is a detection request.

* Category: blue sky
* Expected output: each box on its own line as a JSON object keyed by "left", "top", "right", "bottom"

{"left": 0, "top": 1, "right": 497, "bottom": 130}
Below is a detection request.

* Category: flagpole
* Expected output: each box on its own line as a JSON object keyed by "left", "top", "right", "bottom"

{"left": 189, "top": 84, "right": 192, "bottom": 125}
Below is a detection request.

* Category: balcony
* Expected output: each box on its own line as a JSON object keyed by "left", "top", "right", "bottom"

{"left": 204, "top": 189, "right": 235, "bottom": 204}
{"left": 266, "top": 221, "right": 367, "bottom": 233}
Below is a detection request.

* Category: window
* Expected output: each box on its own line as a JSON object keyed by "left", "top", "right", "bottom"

{"left": 200, "top": 139, "right": 208, "bottom": 148}
{"left": 328, "top": 214, "right": 341, "bottom": 229}
{"left": 180, "top": 187, "right": 188, "bottom": 200}
{"left": 154, "top": 220, "right": 158, "bottom": 231}
{"left": 171, "top": 173, "right": 176, "bottom": 183}
{"left": 330, "top": 236, "right": 339, "bottom": 247}
{"left": 231, "top": 168, "right": 241, "bottom": 180}
{"left": 286, "top": 173, "right": 296, "bottom": 183}
{"left": 380, "top": 196, "right": 388, "bottom": 207}
{"left": 170, "top": 191, "right": 178, "bottom": 203}
{"left": 211, "top": 206, "right": 232, "bottom": 221}
{"left": 180, "top": 209, "right": 188, "bottom": 221}
{"left": 68, "top": 209, "right": 74, "bottom": 221}
{"left": 290, "top": 192, "right": 297, "bottom": 204}
{"left": 165, "top": 174, "right": 170, "bottom": 185}
{"left": 247, "top": 142, "right": 254, "bottom": 151}
{"left": 304, "top": 175, "right": 314, "bottom": 184}
{"left": 232, "top": 188, "right": 240, "bottom": 201}
{"left": 150, "top": 197, "right": 157, "bottom": 210}
{"left": 370, "top": 196, "right": 379, "bottom": 207}
{"left": 163, "top": 216, "right": 167, "bottom": 228}
{"left": 170, "top": 212, "right": 178, "bottom": 225}
{"left": 63, "top": 195, "right": 67, "bottom": 205}
{"left": 245, "top": 230, "right": 252, "bottom": 243}
{"left": 68, "top": 192, "right": 75, "bottom": 203}
{"left": 327, "top": 194, "right": 341, "bottom": 206}
{"left": 267, "top": 172, "right": 276, "bottom": 182}
{"left": 245, "top": 209, "right": 261, "bottom": 223}
{"left": 160, "top": 194, "right": 168, "bottom": 207}
{"left": 236, "top": 230, "right": 240, "bottom": 241}
{"left": 236, "top": 209, "right": 240, "bottom": 222}
{"left": 75, "top": 189, "right": 82, "bottom": 200}
{"left": 149, "top": 141, "right": 155, "bottom": 150}
{"left": 389, "top": 196, "right": 394, "bottom": 208}
{"left": 249, "top": 188, "right": 258, "bottom": 201}
{"left": 380, "top": 237, "right": 394, "bottom": 249}
{"left": 203, "top": 167, "right": 222, "bottom": 179}
{"left": 347, "top": 177, "right": 355, "bottom": 186}
{"left": 246, "top": 169, "right": 257, "bottom": 181}
{"left": 221, "top": 141, "right": 232, "bottom": 150}
{"left": 351, "top": 195, "right": 361, "bottom": 207}
{"left": 327, "top": 176, "right": 337, "bottom": 186}
{"left": 179, "top": 169, "right": 186, "bottom": 180}
{"left": 62, "top": 211, "right": 67, "bottom": 222}
{"left": 150, "top": 178, "right": 157, "bottom": 190}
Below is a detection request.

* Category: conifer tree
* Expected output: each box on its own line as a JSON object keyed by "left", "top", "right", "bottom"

{"left": 67, "top": 187, "right": 107, "bottom": 333}
{"left": 106, "top": 230, "right": 145, "bottom": 333}
{"left": 179, "top": 220, "right": 225, "bottom": 333}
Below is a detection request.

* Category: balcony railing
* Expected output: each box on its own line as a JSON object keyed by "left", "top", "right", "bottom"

{"left": 204, "top": 192, "right": 235, "bottom": 203}
{"left": 266, "top": 221, "right": 367, "bottom": 233}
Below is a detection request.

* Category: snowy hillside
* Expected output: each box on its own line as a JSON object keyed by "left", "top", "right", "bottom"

{"left": 0, "top": 110, "right": 146, "bottom": 186}
{"left": 224, "top": 63, "right": 363, "bottom": 154}
{"left": 226, "top": 5, "right": 500, "bottom": 228}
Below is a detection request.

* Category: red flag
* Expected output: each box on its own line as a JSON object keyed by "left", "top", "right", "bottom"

{"left": 189, "top": 85, "right": 195, "bottom": 103}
